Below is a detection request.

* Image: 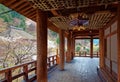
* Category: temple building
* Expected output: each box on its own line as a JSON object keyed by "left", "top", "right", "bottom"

{"left": 0, "top": 0, "right": 120, "bottom": 82}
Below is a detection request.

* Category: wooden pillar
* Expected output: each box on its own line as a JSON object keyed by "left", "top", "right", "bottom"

{"left": 66, "top": 32, "right": 71, "bottom": 62}
{"left": 56, "top": 49, "right": 60, "bottom": 64}
{"left": 73, "top": 37, "right": 75, "bottom": 57}
{"left": 70, "top": 32, "right": 73, "bottom": 60}
{"left": 36, "top": 9, "right": 47, "bottom": 82}
{"left": 90, "top": 36, "right": 93, "bottom": 58}
{"left": 59, "top": 29, "right": 65, "bottom": 70}
{"left": 71, "top": 35, "right": 74, "bottom": 60}
{"left": 99, "top": 28, "right": 105, "bottom": 68}
{"left": 117, "top": 3, "right": 120, "bottom": 82}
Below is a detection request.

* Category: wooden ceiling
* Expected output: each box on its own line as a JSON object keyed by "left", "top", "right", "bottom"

{"left": 73, "top": 29, "right": 99, "bottom": 37}
{"left": 0, "top": 0, "right": 119, "bottom": 31}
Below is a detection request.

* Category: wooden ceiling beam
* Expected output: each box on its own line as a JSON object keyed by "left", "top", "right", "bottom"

{"left": 72, "top": 29, "right": 99, "bottom": 37}
{"left": 2, "top": 0, "right": 16, "bottom": 7}
{"left": 73, "top": 32, "right": 99, "bottom": 35}
{"left": 27, "top": 12, "right": 36, "bottom": 18}
{"left": 47, "top": 20, "right": 59, "bottom": 33}
{"left": 23, "top": 9, "right": 35, "bottom": 16}
{"left": 75, "top": 35, "right": 99, "bottom": 38}
{"left": 73, "top": 34, "right": 99, "bottom": 37}
{"left": 27, "top": 12, "right": 36, "bottom": 20}
{"left": 51, "top": 10, "right": 60, "bottom": 16}
{"left": 73, "top": 29, "right": 99, "bottom": 33}
{"left": 9, "top": 0, "right": 25, "bottom": 9}
{"left": 0, "top": 0, "right": 35, "bottom": 21}
{"left": 16, "top": 3, "right": 29, "bottom": 11}
{"left": 0, "top": 0, "right": 4, "bottom": 3}
{"left": 64, "top": 31, "right": 69, "bottom": 38}
{"left": 20, "top": 6, "right": 33, "bottom": 14}
{"left": 75, "top": 37, "right": 99, "bottom": 39}
{"left": 30, "top": 15, "right": 36, "bottom": 21}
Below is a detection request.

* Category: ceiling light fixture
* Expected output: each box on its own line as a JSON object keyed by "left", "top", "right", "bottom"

{"left": 69, "top": 5, "right": 89, "bottom": 31}
{"left": 69, "top": 12, "right": 89, "bottom": 31}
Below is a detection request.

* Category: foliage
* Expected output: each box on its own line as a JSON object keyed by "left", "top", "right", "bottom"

{"left": 50, "top": 30, "right": 57, "bottom": 37}
{"left": 93, "top": 45, "right": 99, "bottom": 53}
{"left": 75, "top": 46, "right": 81, "bottom": 52}
{"left": 0, "top": 4, "right": 12, "bottom": 22}
{"left": 11, "top": 11, "right": 26, "bottom": 30}
{"left": 0, "top": 27, "right": 36, "bottom": 69}
{"left": 0, "top": 39, "right": 36, "bottom": 68}
{"left": 0, "top": 4, "right": 26, "bottom": 30}
{"left": 56, "top": 37, "right": 59, "bottom": 44}
{"left": 75, "top": 39, "right": 99, "bottom": 53}
{"left": 86, "top": 48, "right": 89, "bottom": 53}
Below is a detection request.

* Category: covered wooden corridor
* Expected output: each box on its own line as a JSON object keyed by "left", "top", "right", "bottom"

{"left": 0, "top": 0, "right": 120, "bottom": 82}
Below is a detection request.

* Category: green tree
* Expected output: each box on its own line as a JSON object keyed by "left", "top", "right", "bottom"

{"left": 75, "top": 46, "right": 81, "bottom": 52}
{"left": 11, "top": 11, "right": 26, "bottom": 30}
{"left": 56, "top": 37, "right": 59, "bottom": 44}
{"left": 0, "top": 4, "right": 26, "bottom": 30}
{"left": 0, "top": 4, "right": 13, "bottom": 23}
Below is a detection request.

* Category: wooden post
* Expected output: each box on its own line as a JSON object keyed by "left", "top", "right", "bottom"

{"left": 70, "top": 32, "right": 73, "bottom": 60}
{"left": 85, "top": 52, "right": 86, "bottom": 57}
{"left": 71, "top": 36, "right": 75, "bottom": 59}
{"left": 99, "top": 28, "right": 105, "bottom": 68}
{"left": 117, "top": 3, "right": 120, "bottom": 82}
{"left": 52, "top": 56, "right": 55, "bottom": 65}
{"left": 59, "top": 29, "right": 65, "bottom": 70}
{"left": 35, "top": 61, "right": 37, "bottom": 74}
{"left": 48, "top": 58, "right": 51, "bottom": 68}
{"left": 97, "top": 52, "right": 98, "bottom": 57}
{"left": 23, "top": 65, "right": 28, "bottom": 82}
{"left": 90, "top": 36, "right": 93, "bottom": 58}
{"left": 56, "top": 48, "right": 58, "bottom": 55}
{"left": 73, "top": 37, "right": 75, "bottom": 57}
{"left": 56, "top": 49, "right": 60, "bottom": 64}
{"left": 66, "top": 32, "right": 71, "bottom": 62}
{"left": 71, "top": 36, "right": 73, "bottom": 60}
{"left": 36, "top": 9, "right": 47, "bottom": 82}
{"left": 5, "top": 70, "right": 12, "bottom": 82}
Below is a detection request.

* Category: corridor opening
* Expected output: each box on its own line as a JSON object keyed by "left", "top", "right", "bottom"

{"left": 75, "top": 38, "right": 99, "bottom": 58}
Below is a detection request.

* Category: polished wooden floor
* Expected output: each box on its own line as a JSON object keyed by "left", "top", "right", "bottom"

{"left": 48, "top": 57, "right": 101, "bottom": 82}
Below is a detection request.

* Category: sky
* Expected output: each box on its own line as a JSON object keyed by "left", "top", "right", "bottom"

{"left": 93, "top": 39, "right": 99, "bottom": 45}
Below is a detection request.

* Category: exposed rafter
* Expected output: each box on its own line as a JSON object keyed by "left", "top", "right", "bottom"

{"left": 0, "top": 0, "right": 118, "bottom": 32}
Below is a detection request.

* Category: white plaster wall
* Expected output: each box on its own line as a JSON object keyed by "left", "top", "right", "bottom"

{"left": 104, "top": 20, "right": 118, "bottom": 75}
{"left": 112, "top": 62, "right": 118, "bottom": 74}
{"left": 111, "top": 34, "right": 118, "bottom": 62}
{"left": 107, "top": 37, "right": 110, "bottom": 58}
{"left": 105, "top": 27, "right": 110, "bottom": 36}
{"left": 111, "top": 21, "right": 117, "bottom": 32}
{"left": 105, "top": 58, "right": 110, "bottom": 68}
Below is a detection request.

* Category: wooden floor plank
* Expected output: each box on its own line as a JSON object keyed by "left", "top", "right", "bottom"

{"left": 48, "top": 57, "right": 101, "bottom": 82}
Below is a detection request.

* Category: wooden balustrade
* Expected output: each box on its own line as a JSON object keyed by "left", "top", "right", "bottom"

{"left": 74, "top": 52, "right": 99, "bottom": 57}
{"left": 47, "top": 55, "right": 58, "bottom": 70}
{"left": 0, "top": 55, "right": 58, "bottom": 82}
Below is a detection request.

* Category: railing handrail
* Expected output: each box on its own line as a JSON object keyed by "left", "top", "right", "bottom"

{"left": 0, "top": 55, "right": 58, "bottom": 82}
{"left": 0, "top": 60, "right": 36, "bottom": 74}
{"left": 74, "top": 51, "right": 99, "bottom": 57}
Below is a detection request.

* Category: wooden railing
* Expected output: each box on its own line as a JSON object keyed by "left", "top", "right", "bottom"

{"left": 0, "top": 55, "right": 58, "bottom": 82}
{"left": 75, "top": 52, "right": 99, "bottom": 57}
